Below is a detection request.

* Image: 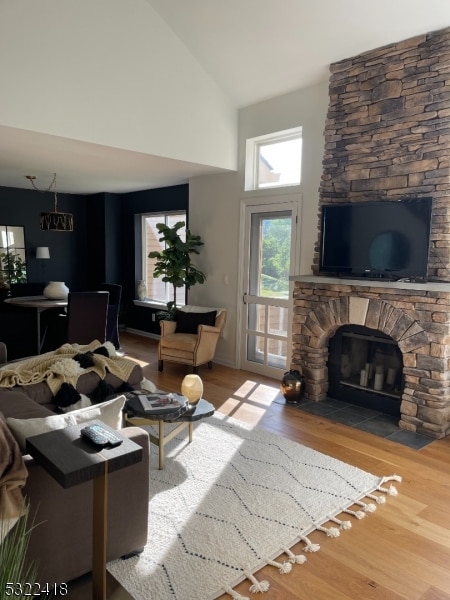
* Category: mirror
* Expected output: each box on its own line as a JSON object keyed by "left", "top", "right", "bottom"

{"left": 0, "top": 226, "right": 27, "bottom": 289}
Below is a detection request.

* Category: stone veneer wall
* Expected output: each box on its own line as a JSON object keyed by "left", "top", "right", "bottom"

{"left": 292, "top": 279, "right": 450, "bottom": 438}
{"left": 314, "top": 26, "right": 450, "bottom": 279}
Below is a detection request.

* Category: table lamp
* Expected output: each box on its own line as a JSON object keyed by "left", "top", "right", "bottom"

{"left": 181, "top": 374, "right": 203, "bottom": 406}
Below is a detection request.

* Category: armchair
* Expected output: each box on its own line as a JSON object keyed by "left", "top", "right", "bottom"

{"left": 158, "top": 306, "right": 227, "bottom": 372}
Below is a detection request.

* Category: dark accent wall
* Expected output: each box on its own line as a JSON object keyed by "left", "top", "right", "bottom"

{"left": 121, "top": 184, "right": 189, "bottom": 334}
{"left": 0, "top": 183, "right": 188, "bottom": 356}
{"left": 85, "top": 192, "right": 123, "bottom": 288}
{"left": 0, "top": 185, "right": 88, "bottom": 358}
{"left": 0, "top": 185, "right": 88, "bottom": 289}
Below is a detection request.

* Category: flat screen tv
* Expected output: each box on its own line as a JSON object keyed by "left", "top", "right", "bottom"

{"left": 319, "top": 198, "right": 433, "bottom": 281}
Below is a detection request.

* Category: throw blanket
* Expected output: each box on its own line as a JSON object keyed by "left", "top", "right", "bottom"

{"left": 0, "top": 341, "right": 137, "bottom": 396}
{"left": 0, "top": 416, "right": 27, "bottom": 542}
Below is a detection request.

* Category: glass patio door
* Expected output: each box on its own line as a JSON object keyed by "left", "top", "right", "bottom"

{"left": 240, "top": 199, "right": 299, "bottom": 378}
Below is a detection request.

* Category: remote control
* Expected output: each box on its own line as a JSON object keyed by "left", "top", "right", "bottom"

{"left": 81, "top": 424, "right": 123, "bottom": 447}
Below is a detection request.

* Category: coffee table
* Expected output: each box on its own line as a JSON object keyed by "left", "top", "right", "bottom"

{"left": 125, "top": 397, "right": 215, "bottom": 469}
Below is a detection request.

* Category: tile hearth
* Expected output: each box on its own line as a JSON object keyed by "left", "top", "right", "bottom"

{"left": 275, "top": 396, "right": 433, "bottom": 450}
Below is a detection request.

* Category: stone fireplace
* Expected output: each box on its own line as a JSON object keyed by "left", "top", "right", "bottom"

{"left": 291, "top": 276, "right": 450, "bottom": 438}
{"left": 289, "top": 27, "right": 450, "bottom": 438}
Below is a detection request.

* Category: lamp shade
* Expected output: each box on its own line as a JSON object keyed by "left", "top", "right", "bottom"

{"left": 36, "top": 246, "right": 50, "bottom": 259}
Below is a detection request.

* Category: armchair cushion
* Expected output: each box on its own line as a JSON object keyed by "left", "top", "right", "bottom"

{"left": 174, "top": 310, "right": 217, "bottom": 334}
{"left": 162, "top": 333, "right": 198, "bottom": 352}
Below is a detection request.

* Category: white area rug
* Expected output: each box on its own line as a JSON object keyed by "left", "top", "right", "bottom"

{"left": 108, "top": 413, "right": 401, "bottom": 600}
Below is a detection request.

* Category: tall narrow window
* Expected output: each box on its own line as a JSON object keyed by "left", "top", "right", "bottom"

{"left": 141, "top": 212, "right": 186, "bottom": 305}
{"left": 245, "top": 127, "right": 302, "bottom": 191}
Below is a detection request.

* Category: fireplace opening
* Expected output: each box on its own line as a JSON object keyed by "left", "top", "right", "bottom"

{"left": 328, "top": 325, "right": 404, "bottom": 417}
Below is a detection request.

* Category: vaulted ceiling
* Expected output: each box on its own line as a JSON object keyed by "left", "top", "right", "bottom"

{"left": 1, "top": 0, "right": 449, "bottom": 194}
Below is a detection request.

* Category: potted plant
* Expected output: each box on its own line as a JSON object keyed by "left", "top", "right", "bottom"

{"left": 0, "top": 251, "right": 27, "bottom": 286}
{"left": 0, "top": 504, "right": 39, "bottom": 599}
{"left": 148, "top": 221, "right": 206, "bottom": 319}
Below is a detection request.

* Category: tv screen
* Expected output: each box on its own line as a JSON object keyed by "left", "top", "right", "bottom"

{"left": 319, "top": 198, "right": 433, "bottom": 280}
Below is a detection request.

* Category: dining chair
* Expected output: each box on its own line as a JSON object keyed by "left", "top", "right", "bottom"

{"left": 97, "top": 283, "right": 122, "bottom": 349}
{"left": 66, "top": 291, "right": 109, "bottom": 345}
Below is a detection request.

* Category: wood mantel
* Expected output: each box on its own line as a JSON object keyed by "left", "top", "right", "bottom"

{"left": 290, "top": 275, "right": 450, "bottom": 293}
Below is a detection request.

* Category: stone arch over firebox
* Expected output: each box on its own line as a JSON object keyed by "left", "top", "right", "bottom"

{"left": 303, "top": 296, "right": 429, "bottom": 352}
{"left": 299, "top": 296, "right": 432, "bottom": 420}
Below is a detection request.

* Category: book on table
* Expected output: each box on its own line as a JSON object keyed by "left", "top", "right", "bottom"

{"left": 125, "top": 391, "right": 189, "bottom": 416}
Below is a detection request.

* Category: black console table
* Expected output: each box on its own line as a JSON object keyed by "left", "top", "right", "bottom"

{"left": 26, "top": 421, "right": 142, "bottom": 600}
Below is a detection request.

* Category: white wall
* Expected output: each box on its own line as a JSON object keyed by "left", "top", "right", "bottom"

{"left": 0, "top": 0, "right": 237, "bottom": 172}
{"left": 189, "top": 80, "right": 329, "bottom": 367}
{"left": 188, "top": 172, "right": 240, "bottom": 367}
{"left": 238, "top": 81, "right": 329, "bottom": 276}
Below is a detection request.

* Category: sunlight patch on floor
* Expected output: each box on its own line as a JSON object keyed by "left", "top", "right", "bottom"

{"left": 247, "top": 383, "right": 279, "bottom": 405}
{"left": 126, "top": 356, "right": 150, "bottom": 368}
{"left": 218, "top": 380, "right": 280, "bottom": 425}
{"left": 233, "top": 380, "right": 261, "bottom": 397}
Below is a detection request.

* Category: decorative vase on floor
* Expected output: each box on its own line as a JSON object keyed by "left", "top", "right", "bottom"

{"left": 43, "top": 281, "right": 69, "bottom": 300}
{"left": 137, "top": 280, "right": 147, "bottom": 301}
{"left": 280, "top": 369, "right": 305, "bottom": 404}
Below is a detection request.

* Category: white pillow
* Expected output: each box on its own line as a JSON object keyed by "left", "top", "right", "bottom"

{"left": 7, "top": 395, "right": 126, "bottom": 452}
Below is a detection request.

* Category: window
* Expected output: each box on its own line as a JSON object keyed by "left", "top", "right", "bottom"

{"left": 0, "top": 225, "right": 27, "bottom": 287}
{"left": 245, "top": 127, "right": 302, "bottom": 191}
{"left": 141, "top": 212, "right": 186, "bottom": 304}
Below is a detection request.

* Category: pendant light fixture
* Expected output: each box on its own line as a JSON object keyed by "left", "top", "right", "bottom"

{"left": 26, "top": 173, "right": 74, "bottom": 232}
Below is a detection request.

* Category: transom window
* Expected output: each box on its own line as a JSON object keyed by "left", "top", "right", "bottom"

{"left": 245, "top": 127, "right": 302, "bottom": 191}
{"left": 141, "top": 212, "right": 186, "bottom": 305}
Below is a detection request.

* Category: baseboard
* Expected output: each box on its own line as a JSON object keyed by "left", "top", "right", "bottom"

{"left": 125, "top": 328, "right": 160, "bottom": 341}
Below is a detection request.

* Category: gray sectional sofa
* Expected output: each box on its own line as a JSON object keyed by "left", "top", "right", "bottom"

{"left": 0, "top": 342, "right": 150, "bottom": 585}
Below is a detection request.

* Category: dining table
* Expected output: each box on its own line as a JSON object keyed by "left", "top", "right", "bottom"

{"left": 4, "top": 295, "right": 68, "bottom": 355}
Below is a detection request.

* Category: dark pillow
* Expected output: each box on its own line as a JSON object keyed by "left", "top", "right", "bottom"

{"left": 174, "top": 310, "right": 217, "bottom": 334}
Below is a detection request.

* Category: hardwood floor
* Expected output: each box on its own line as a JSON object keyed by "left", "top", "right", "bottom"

{"left": 73, "top": 331, "right": 450, "bottom": 599}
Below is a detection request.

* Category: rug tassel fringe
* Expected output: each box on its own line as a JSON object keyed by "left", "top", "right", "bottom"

{"left": 379, "top": 474, "right": 402, "bottom": 496}
{"left": 343, "top": 508, "right": 366, "bottom": 519}
{"left": 299, "top": 535, "right": 320, "bottom": 552}
{"left": 282, "top": 547, "right": 307, "bottom": 564}
{"left": 244, "top": 570, "right": 270, "bottom": 593}
{"left": 377, "top": 484, "right": 399, "bottom": 496}
{"left": 329, "top": 516, "right": 352, "bottom": 530}
{"left": 366, "top": 492, "right": 386, "bottom": 504}
{"left": 316, "top": 524, "right": 340, "bottom": 538}
{"left": 224, "top": 585, "right": 249, "bottom": 600}
{"left": 267, "top": 559, "right": 292, "bottom": 574}
{"left": 355, "top": 500, "right": 377, "bottom": 513}
{"left": 381, "top": 474, "right": 402, "bottom": 484}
